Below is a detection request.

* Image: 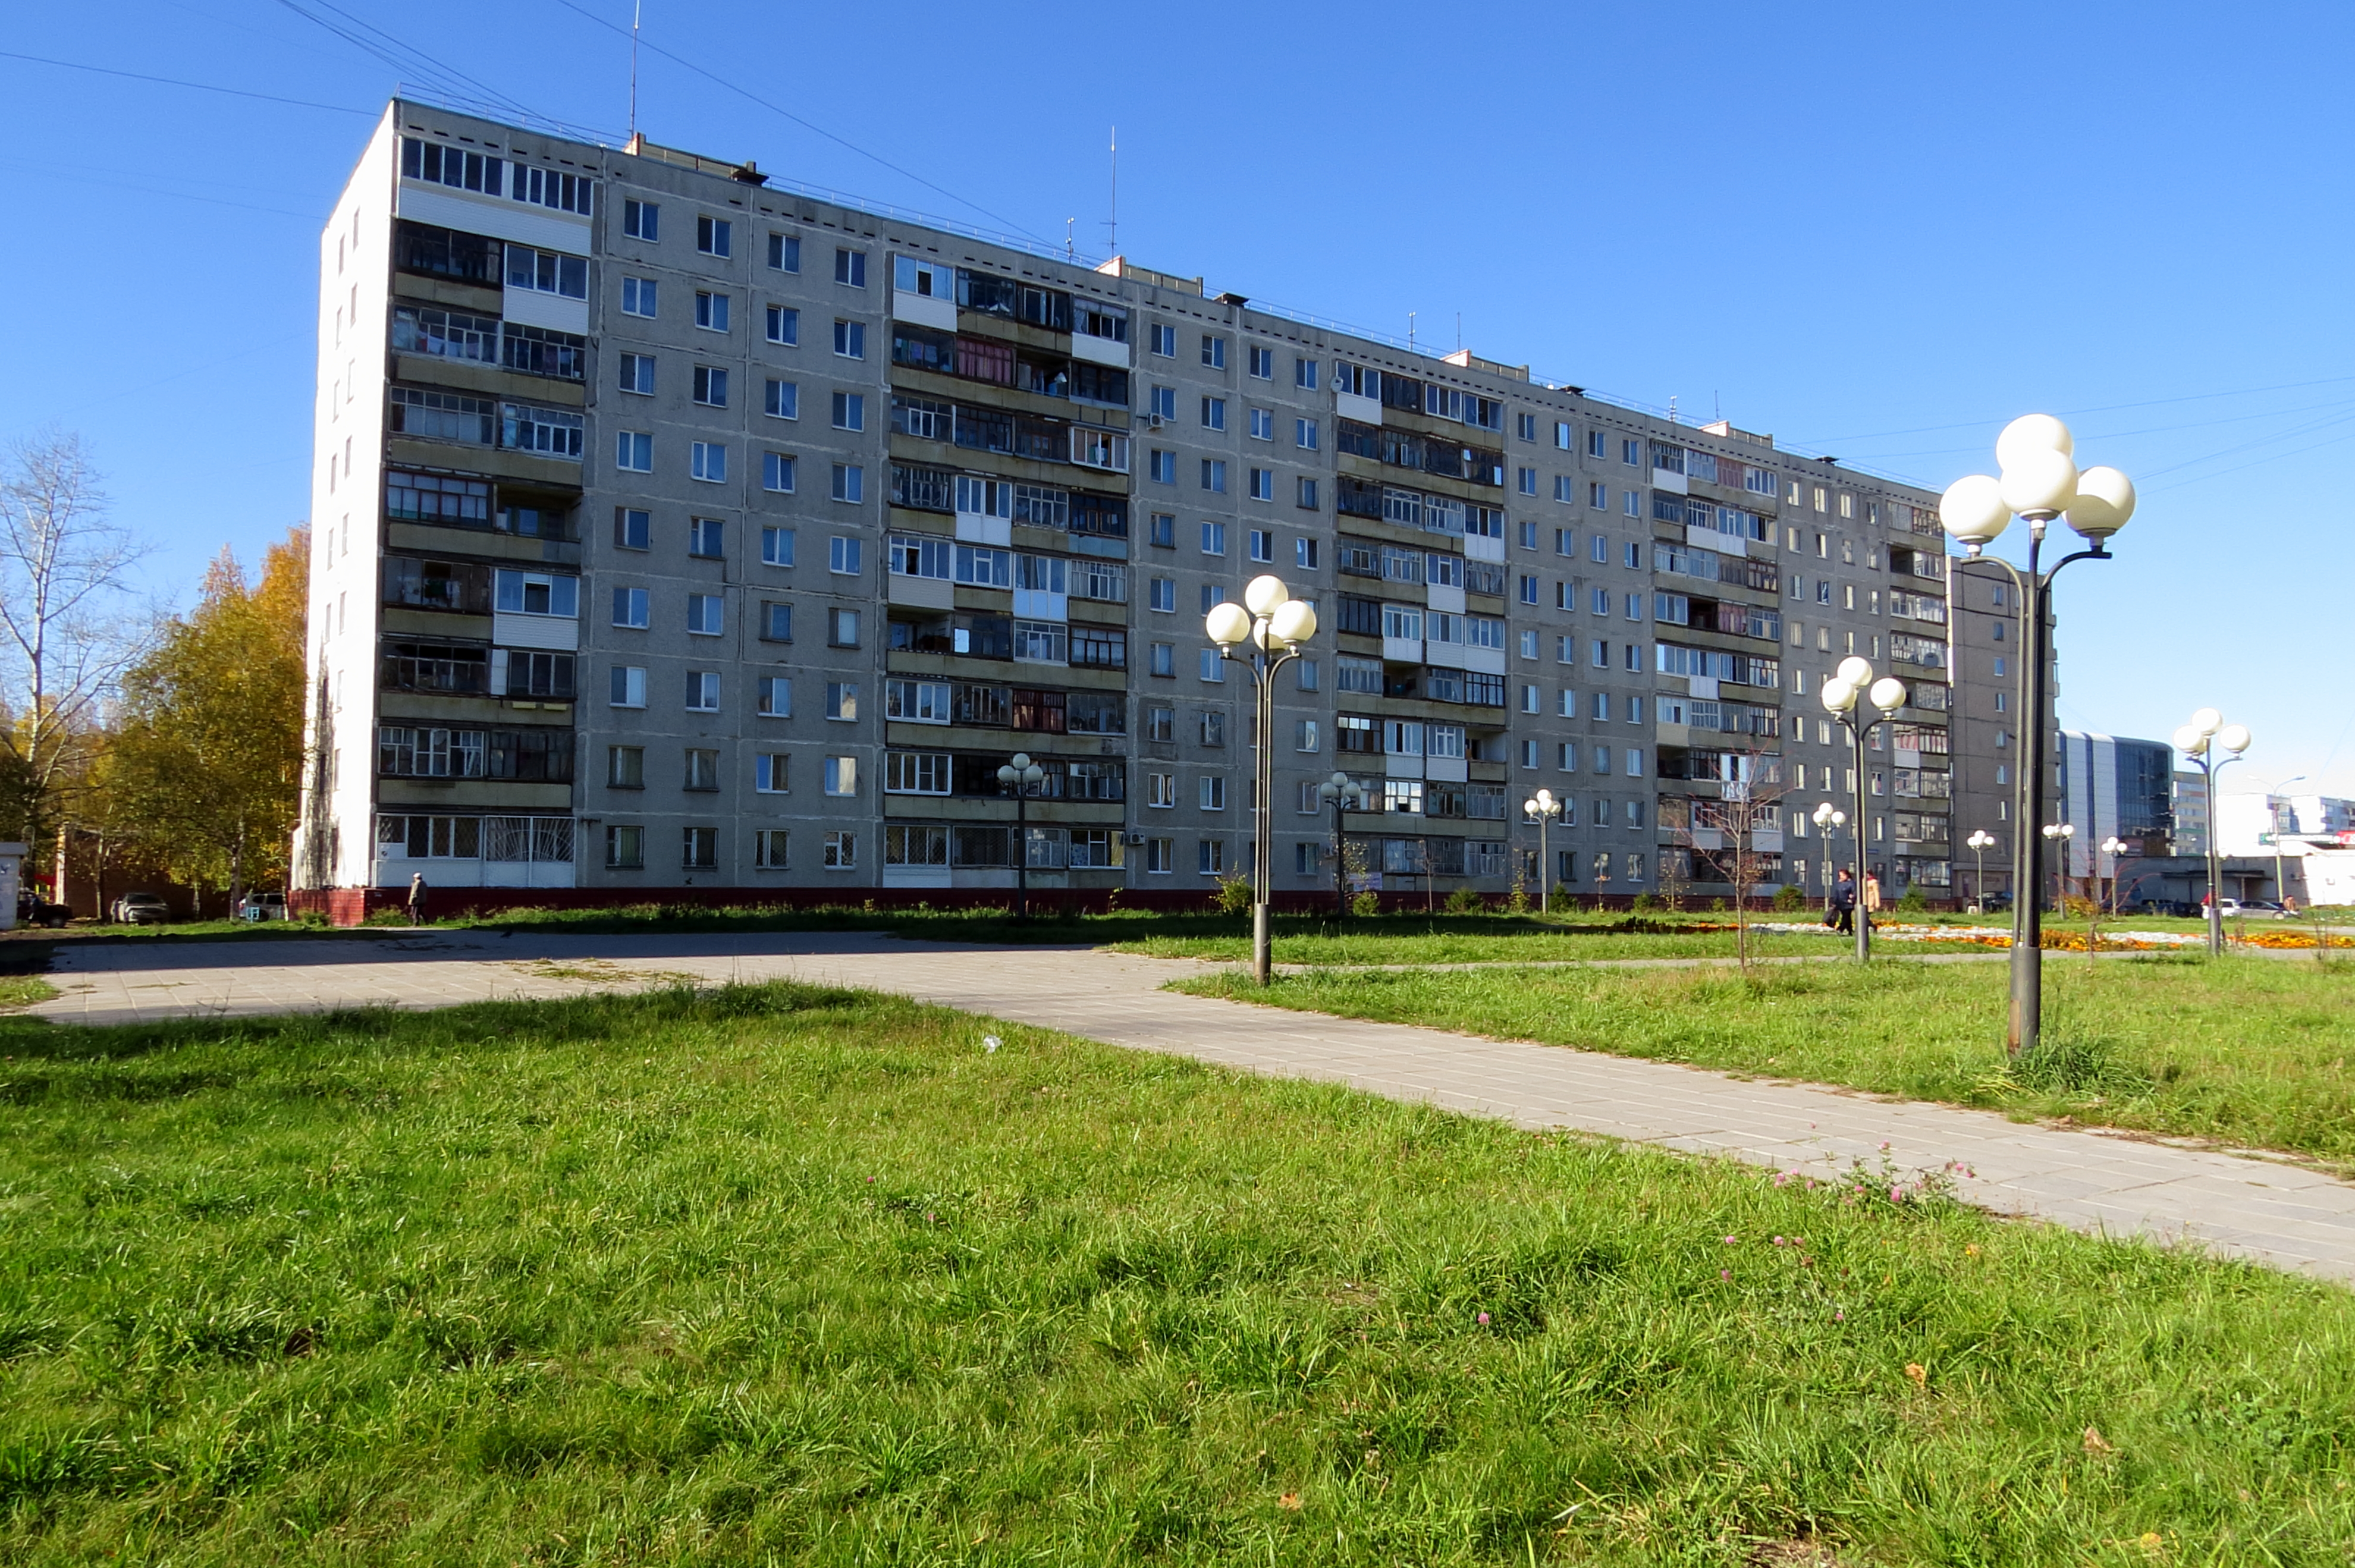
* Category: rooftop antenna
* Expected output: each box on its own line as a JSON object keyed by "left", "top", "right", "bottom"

{"left": 1106, "top": 125, "right": 1117, "bottom": 253}
{"left": 1065, "top": 218, "right": 1075, "bottom": 260}
{"left": 1408, "top": 312, "right": 1417, "bottom": 353}
{"left": 1669, "top": 395, "right": 1679, "bottom": 426}
{"left": 1455, "top": 312, "right": 1462, "bottom": 351}
{"left": 1714, "top": 389, "right": 1722, "bottom": 424}
{"left": 627, "top": 0, "right": 642, "bottom": 144}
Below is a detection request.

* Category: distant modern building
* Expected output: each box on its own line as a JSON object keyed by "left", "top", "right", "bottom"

{"left": 2055, "top": 730, "right": 2175, "bottom": 882}
{"left": 2171, "top": 769, "right": 2208, "bottom": 858}
{"left": 2218, "top": 792, "right": 2355, "bottom": 906}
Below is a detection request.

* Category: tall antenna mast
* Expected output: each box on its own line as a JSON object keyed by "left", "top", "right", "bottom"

{"left": 627, "top": 0, "right": 642, "bottom": 143}
{"left": 1107, "top": 125, "right": 1118, "bottom": 253}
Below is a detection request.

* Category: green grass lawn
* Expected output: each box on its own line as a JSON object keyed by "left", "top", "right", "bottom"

{"left": 3, "top": 985, "right": 2354, "bottom": 1561}
{"left": 1178, "top": 956, "right": 2355, "bottom": 1170}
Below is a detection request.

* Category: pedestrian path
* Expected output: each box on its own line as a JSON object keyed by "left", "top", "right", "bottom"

{"left": 23, "top": 931, "right": 2355, "bottom": 1284}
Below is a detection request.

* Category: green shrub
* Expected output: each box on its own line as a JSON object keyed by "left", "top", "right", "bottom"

{"left": 1710, "top": 897, "right": 1729, "bottom": 913}
{"left": 1774, "top": 885, "right": 1804, "bottom": 912}
{"left": 1215, "top": 876, "right": 1254, "bottom": 916}
{"left": 1444, "top": 887, "right": 1486, "bottom": 915}
{"left": 1631, "top": 893, "right": 1659, "bottom": 914}
{"left": 1900, "top": 884, "right": 1928, "bottom": 912}
{"left": 1351, "top": 891, "right": 1381, "bottom": 917}
{"left": 1547, "top": 885, "right": 1577, "bottom": 913}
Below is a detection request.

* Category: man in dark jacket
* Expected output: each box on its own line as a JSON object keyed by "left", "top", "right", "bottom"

{"left": 1831, "top": 868, "right": 1858, "bottom": 935}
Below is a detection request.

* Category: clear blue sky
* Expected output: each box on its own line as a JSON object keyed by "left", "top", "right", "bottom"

{"left": 5, "top": 1, "right": 2349, "bottom": 802}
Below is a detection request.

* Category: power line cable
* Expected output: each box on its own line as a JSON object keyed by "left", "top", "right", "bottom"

{"left": 0, "top": 48, "right": 374, "bottom": 114}
{"left": 548, "top": 0, "right": 1050, "bottom": 244}
{"left": 1798, "top": 372, "right": 2355, "bottom": 447}
{"left": 271, "top": 0, "right": 538, "bottom": 121}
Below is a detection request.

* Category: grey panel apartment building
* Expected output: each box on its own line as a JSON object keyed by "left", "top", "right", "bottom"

{"left": 294, "top": 100, "right": 1985, "bottom": 910}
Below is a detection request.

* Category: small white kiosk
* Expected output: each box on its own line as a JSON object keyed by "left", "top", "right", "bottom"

{"left": 0, "top": 843, "right": 25, "bottom": 931}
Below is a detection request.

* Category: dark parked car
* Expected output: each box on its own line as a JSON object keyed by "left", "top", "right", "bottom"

{"left": 16, "top": 894, "right": 68, "bottom": 929}
{"left": 111, "top": 891, "right": 169, "bottom": 926}
{"left": 1977, "top": 890, "right": 2014, "bottom": 914}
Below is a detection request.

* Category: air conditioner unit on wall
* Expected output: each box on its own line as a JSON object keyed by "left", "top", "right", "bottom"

{"left": 1124, "top": 831, "right": 1147, "bottom": 846}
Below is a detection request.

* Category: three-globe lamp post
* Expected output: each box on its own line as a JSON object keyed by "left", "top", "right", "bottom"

{"left": 2040, "top": 822, "right": 2074, "bottom": 913}
{"left": 1811, "top": 802, "right": 1848, "bottom": 914}
{"left": 996, "top": 752, "right": 1045, "bottom": 920}
{"left": 1208, "top": 574, "right": 1320, "bottom": 985}
{"left": 1939, "top": 415, "right": 2136, "bottom": 1057}
{"left": 1820, "top": 657, "right": 1908, "bottom": 963}
{"left": 2100, "top": 834, "right": 2130, "bottom": 915}
{"left": 1966, "top": 828, "right": 1997, "bottom": 913}
{"left": 1523, "top": 787, "right": 1563, "bottom": 916}
{"left": 2174, "top": 709, "right": 2251, "bottom": 957}
{"left": 1315, "top": 770, "right": 1363, "bottom": 920}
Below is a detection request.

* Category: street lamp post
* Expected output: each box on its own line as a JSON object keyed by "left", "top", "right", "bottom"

{"left": 1820, "top": 658, "right": 1908, "bottom": 963}
{"left": 2248, "top": 774, "right": 2306, "bottom": 911}
{"left": 996, "top": 751, "right": 1045, "bottom": 919}
{"left": 2173, "top": 710, "right": 2251, "bottom": 957}
{"left": 1208, "top": 574, "right": 1320, "bottom": 986}
{"left": 2099, "top": 834, "right": 2129, "bottom": 915}
{"left": 1316, "top": 770, "right": 1361, "bottom": 921}
{"left": 2040, "top": 821, "right": 2075, "bottom": 912}
{"left": 1940, "top": 414, "right": 2136, "bottom": 1056}
{"left": 1523, "top": 787, "right": 1563, "bottom": 916}
{"left": 1966, "top": 828, "right": 1996, "bottom": 913}
{"left": 1811, "top": 802, "right": 1848, "bottom": 916}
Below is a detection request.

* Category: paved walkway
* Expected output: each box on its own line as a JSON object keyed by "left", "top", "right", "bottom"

{"left": 24, "top": 931, "right": 2355, "bottom": 1284}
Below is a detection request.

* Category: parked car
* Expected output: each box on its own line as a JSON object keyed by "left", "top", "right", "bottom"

{"left": 16, "top": 894, "right": 68, "bottom": 929}
{"left": 1976, "top": 890, "right": 2014, "bottom": 913}
{"left": 2215, "top": 898, "right": 2287, "bottom": 920}
{"left": 2133, "top": 897, "right": 2198, "bottom": 917}
{"left": 240, "top": 891, "right": 288, "bottom": 922}
{"left": 111, "top": 891, "right": 169, "bottom": 925}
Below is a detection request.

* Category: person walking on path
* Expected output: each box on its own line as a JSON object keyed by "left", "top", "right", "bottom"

{"left": 1863, "top": 872, "right": 1883, "bottom": 929}
{"left": 1831, "top": 868, "right": 1858, "bottom": 935}
{"left": 407, "top": 872, "right": 429, "bottom": 927}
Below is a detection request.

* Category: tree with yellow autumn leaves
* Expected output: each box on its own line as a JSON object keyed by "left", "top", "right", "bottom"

{"left": 109, "top": 529, "right": 309, "bottom": 913}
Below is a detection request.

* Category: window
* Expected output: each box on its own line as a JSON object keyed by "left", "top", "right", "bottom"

{"left": 693, "top": 291, "right": 730, "bottom": 332}
{"left": 624, "top": 199, "right": 658, "bottom": 240}
{"left": 1201, "top": 334, "right": 1227, "bottom": 369}
{"left": 1148, "top": 450, "right": 1176, "bottom": 484}
{"left": 831, "top": 391, "right": 865, "bottom": 431}
{"left": 1148, "top": 577, "right": 1176, "bottom": 612}
{"left": 1246, "top": 469, "right": 1273, "bottom": 502}
{"left": 696, "top": 214, "right": 732, "bottom": 256}
{"left": 1517, "top": 466, "right": 1538, "bottom": 496}
{"left": 833, "top": 319, "right": 866, "bottom": 359}
{"left": 885, "top": 750, "right": 950, "bottom": 794}
{"left": 761, "top": 379, "right": 800, "bottom": 422}
{"left": 1296, "top": 718, "right": 1320, "bottom": 753}
{"left": 1248, "top": 345, "right": 1274, "bottom": 379}
{"left": 1198, "top": 648, "right": 1224, "bottom": 682}
{"left": 1150, "top": 642, "right": 1175, "bottom": 677}
{"left": 610, "top": 665, "right": 646, "bottom": 708}
{"left": 1201, "top": 520, "right": 1227, "bottom": 556}
{"left": 757, "top": 674, "right": 790, "bottom": 715}
{"left": 684, "top": 747, "right": 721, "bottom": 791}
{"left": 1298, "top": 477, "right": 1321, "bottom": 510}
{"left": 506, "top": 246, "right": 588, "bottom": 300}
{"left": 828, "top": 607, "right": 861, "bottom": 646}
{"left": 1248, "top": 529, "right": 1274, "bottom": 564}
{"left": 618, "top": 352, "right": 655, "bottom": 395}
{"left": 1295, "top": 538, "right": 1321, "bottom": 571}
{"left": 829, "top": 536, "right": 863, "bottom": 576}
{"left": 621, "top": 276, "right": 657, "bottom": 318}
{"left": 682, "top": 670, "right": 720, "bottom": 712}
{"left": 1249, "top": 407, "right": 1275, "bottom": 441}
{"left": 1197, "top": 839, "right": 1226, "bottom": 875}
{"left": 1295, "top": 356, "right": 1320, "bottom": 389}
{"left": 614, "top": 431, "right": 653, "bottom": 473}
{"left": 615, "top": 508, "right": 650, "bottom": 550}
{"left": 1201, "top": 460, "right": 1227, "bottom": 494}
{"left": 1199, "top": 710, "right": 1227, "bottom": 747}
{"left": 1201, "top": 777, "right": 1226, "bottom": 811}
{"left": 831, "top": 464, "right": 865, "bottom": 504}
{"left": 765, "top": 306, "right": 799, "bottom": 345}
{"left": 612, "top": 586, "right": 648, "bottom": 628}
{"left": 689, "top": 366, "right": 729, "bottom": 408}
{"left": 834, "top": 247, "right": 866, "bottom": 287}
{"left": 1201, "top": 396, "right": 1227, "bottom": 431}
{"left": 1622, "top": 439, "right": 1641, "bottom": 466}
{"left": 686, "top": 592, "right": 724, "bottom": 636}
{"left": 822, "top": 830, "right": 856, "bottom": 868}
{"left": 767, "top": 232, "right": 801, "bottom": 272}
{"left": 605, "top": 825, "right": 644, "bottom": 868}
{"left": 1150, "top": 323, "right": 1176, "bottom": 357}
{"left": 759, "top": 452, "right": 796, "bottom": 495}
{"left": 690, "top": 442, "right": 727, "bottom": 483}
{"left": 824, "top": 757, "right": 858, "bottom": 796}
